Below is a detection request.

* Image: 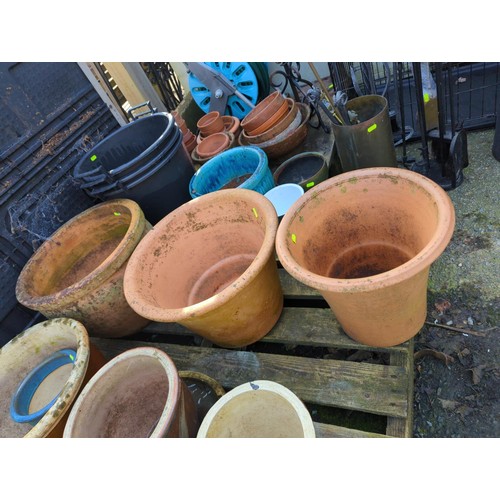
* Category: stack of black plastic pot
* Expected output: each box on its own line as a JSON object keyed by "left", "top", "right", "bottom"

{"left": 73, "top": 112, "right": 194, "bottom": 224}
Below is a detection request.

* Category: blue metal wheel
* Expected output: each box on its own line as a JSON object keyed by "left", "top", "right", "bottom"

{"left": 188, "top": 62, "right": 260, "bottom": 119}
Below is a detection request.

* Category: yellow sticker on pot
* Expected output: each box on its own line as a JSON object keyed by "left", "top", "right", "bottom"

{"left": 306, "top": 181, "right": 315, "bottom": 188}
{"left": 367, "top": 124, "right": 377, "bottom": 133}
{"left": 291, "top": 233, "right": 297, "bottom": 244}
{"left": 252, "top": 208, "right": 258, "bottom": 218}
{"left": 424, "top": 93, "right": 430, "bottom": 103}
{"left": 90, "top": 155, "right": 97, "bottom": 161}
{"left": 114, "top": 212, "right": 121, "bottom": 216}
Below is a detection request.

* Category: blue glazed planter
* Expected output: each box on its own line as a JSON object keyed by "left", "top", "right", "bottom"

{"left": 189, "top": 146, "right": 274, "bottom": 199}
{"left": 10, "top": 348, "right": 77, "bottom": 426}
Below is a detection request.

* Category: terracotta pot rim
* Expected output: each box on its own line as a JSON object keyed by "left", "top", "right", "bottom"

{"left": 241, "top": 91, "right": 284, "bottom": 131}
{"left": 276, "top": 167, "right": 455, "bottom": 292}
{"left": 16, "top": 199, "right": 147, "bottom": 310}
{"left": 197, "top": 111, "right": 220, "bottom": 128}
{"left": 196, "top": 380, "right": 316, "bottom": 438}
{"left": 63, "top": 346, "right": 180, "bottom": 438}
{"left": 195, "top": 132, "right": 231, "bottom": 158}
{"left": 11, "top": 318, "right": 91, "bottom": 438}
{"left": 124, "top": 189, "right": 278, "bottom": 322}
{"left": 242, "top": 98, "right": 296, "bottom": 144}
{"left": 247, "top": 99, "right": 289, "bottom": 137}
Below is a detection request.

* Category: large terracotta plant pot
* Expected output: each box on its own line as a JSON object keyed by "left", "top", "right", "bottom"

{"left": 16, "top": 199, "right": 152, "bottom": 338}
{"left": 123, "top": 189, "right": 283, "bottom": 348}
{"left": 197, "top": 380, "right": 315, "bottom": 438}
{"left": 63, "top": 347, "right": 198, "bottom": 438}
{"left": 0, "top": 318, "right": 106, "bottom": 438}
{"left": 276, "top": 167, "right": 455, "bottom": 347}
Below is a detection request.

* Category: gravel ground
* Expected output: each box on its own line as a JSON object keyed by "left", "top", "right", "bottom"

{"left": 399, "top": 128, "right": 499, "bottom": 438}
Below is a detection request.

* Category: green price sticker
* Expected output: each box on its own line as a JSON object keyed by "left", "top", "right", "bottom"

{"left": 291, "top": 233, "right": 297, "bottom": 244}
{"left": 423, "top": 93, "right": 430, "bottom": 103}
{"left": 367, "top": 124, "right": 377, "bottom": 133}
{"left": 90, "top": 155, "right": 97, "bottom": 162}
{"left": 114, "top": 212, "right": 121, "bottom": 216}
{"left": 306, "top": 181, "right": 315, "bottom": 188}
{"left": 252, "top": 208, "right": 258, "bottom": 218}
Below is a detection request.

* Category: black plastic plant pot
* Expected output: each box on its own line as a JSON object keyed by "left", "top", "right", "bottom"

{"left": 90, "top": 134, "right": 195, "bottom": 224}
{"left": 80, "top": 129, "right": 183, "bottom": 195}
{"left": 73, "top": 112, "right": 177, "bottom": 180}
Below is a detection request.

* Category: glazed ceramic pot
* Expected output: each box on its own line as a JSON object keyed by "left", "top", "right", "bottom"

{"left": 16, "top": 199, "right": 152, "bottom": 338}
{"left": 195, "top": 132, "right": 231, "bottom": 159}
{"left": 0, "top": 318, "right": 106, "bottom": 438}
{"left": 274, "top": 152, "right": 329, "bottom": 191}
{"left": 63, "top": 347, "right": 198, "bottom": 438}
{"left": 197, "top": 111, "right": 224, "bottom": 136}
{"left": 239, "top": 102, "right": 310, "bottom": 159}
{"left": 123, "top": 189, "right": 283, "bottom": 348}
{"left": 241, "top": 91, "right": 285, "bottom": 134}
{"left": 189, "top": 146, "right": 274, "bottom": 198}
{"left": 197, "top": 380, "right": 315, "bottom": 438}
{"left": 276, "top": 167, "right": 455, "bottom": 347}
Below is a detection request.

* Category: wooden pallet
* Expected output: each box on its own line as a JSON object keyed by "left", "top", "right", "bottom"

{"left": 91, "top": 267, "right": 414, "bottom": 438}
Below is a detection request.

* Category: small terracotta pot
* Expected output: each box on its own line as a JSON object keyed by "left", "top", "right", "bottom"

{"left": 247, "top": 99, "right": 289, "bottom": 136}
{"left": 222, "top": 115, "right": 241, "bottom": 136}
{"left": 241, "top": 91, "right": 285, "bottom": 134}
{"left": 15, "top": 199, "right": 152, "bottom": 338}
{"left": 197, "top": 380, "right": 316, "bottom": 438}
{"left": 123, "top": 189, "right": 283, "bottom": 348}
{"left": 0, "top": 318, "right": 106, "bottom": 438}
{"left": 63, "top": 347, "right": 198, "bottom": 438}
{"left": 195, "top": 132, "right": 231, "bottom": 159}
{"left": 239, "top": 102, "right": 310, "bottom": 159}
{"left": 191, "top": 132, "right": 236, "bottom": 168}
{"left": 197, "top": 111, "right": 224, "bottom": 136}
{"left": 242, "top": 98, "right": 297, "bottom": 145}
{"left": 276, "top": 167, "right": 456, "bottom": 347}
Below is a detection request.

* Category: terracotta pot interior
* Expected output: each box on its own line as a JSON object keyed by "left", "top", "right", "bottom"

{"left": 196, "top": 132, "right": 230, "bottom": 158}
{"left": 24, "top": 203, "right": 133, "bottom": 297}
{"left": 286, "top": 174, "right": 441, "bottom": 280}
{"left": 0, "top": 321, "right": 81, "bottom": 438}
{"left": 202, "top": 390, "right": 306, "bottom": 438}
{"left": 67, "top": 354, "right": 171, "bottom": 437}
{"left": 276, "top": 154, "right": 325, "bottom": 185}
{"left": 130, "top": 197, "right": 266, "bottom": 310}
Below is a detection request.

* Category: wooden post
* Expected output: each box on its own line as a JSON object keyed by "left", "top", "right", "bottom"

{"left": 77, "top": 62, "right": 128, "bottom": 126}
{"left": 102, "top": 62, "right": 168, "bottom": 114}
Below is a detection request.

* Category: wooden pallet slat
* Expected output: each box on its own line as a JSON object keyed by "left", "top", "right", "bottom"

{"left": 91, "top": 338, "right": 408, "bottom": 418}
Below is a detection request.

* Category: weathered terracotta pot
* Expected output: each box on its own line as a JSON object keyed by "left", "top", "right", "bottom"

{"left": 0, "top": 318, "right": 106, "bottom": 438}
{"left": 243, "top": 98, "right": 297, "bottom": 145}
{"left": 276, "top": 167, "right": 455, "bottom": 347}
{"left": 16, "top": 199, "right": 152, "bottom": 338}
{"left": 197, "top": 111, "right": 224, "bottom": 136}
{"left": 239, "top": 102, "right": 310, "bottom": 159}
{"left": 196, "top": 132, "right": 231, "bottom": 159}
{"left": 63, "top": 347, "right": 198, "bottom": 438}
{"left": 197, "top": 380, "right": 315, "bottom": 438}
{"left": 248, "top": 99, "right": 289, "bottom": 136}
{"left": 123, "top": 189, "right": 283, "bottom": 348}
{"left": 241, "top": 91, "right": 285, "bottom": 134}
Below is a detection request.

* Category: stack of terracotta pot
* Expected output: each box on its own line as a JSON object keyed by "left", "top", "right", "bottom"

{"left": 238, "top": 90, "right": 310, "bottom": 159}
{"left": 191, "top": 111, "right": 240, "bottom": 168}
{"left": 172, "top": 110, "right": 197, "bottom": 154}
